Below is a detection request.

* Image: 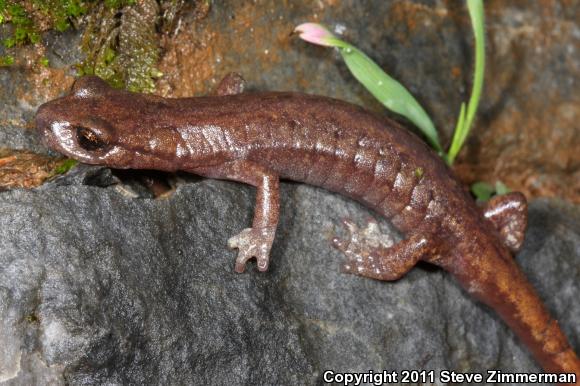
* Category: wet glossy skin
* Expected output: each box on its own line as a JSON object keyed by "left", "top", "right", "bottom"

{"left": 36, "top": 75, "right": 579, "bottom": 378}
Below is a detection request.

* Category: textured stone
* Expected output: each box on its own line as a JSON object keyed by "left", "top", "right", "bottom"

{"left": 0, "top": 169, "right": 578, "bottom": 384}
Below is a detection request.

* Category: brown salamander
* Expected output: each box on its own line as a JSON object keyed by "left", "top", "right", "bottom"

{"left": 35, "top": 75, "right": 579, "bottom": 378}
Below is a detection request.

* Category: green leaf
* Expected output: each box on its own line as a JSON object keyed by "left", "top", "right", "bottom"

{"left": 448, "top": 102, "right": 466, "bottom": 162}
{"left": 338, "top": 44, "right": 442, "bottom": 152}
{"left": 464, "top": 0, "right": 485, "bottom": 132}
{"left": 296, "top": 4, "right": 487, "bottom": 162}
{"left": 446, "top": 0, "right": 485, "bottom": 164}
{"left": 494, "top": 180, "right": 510, "bottom": 195}
{"left": 295, "top": 23, "right": 442, "bottom": 153}
{"left": 471, "top": 181, "right": 494, "bottom": 201}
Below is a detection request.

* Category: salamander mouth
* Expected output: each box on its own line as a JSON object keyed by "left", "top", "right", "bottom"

{"left": 40, "top": 122, "right": 109, "bottom": 163}
{"left": 35, "top": 100, "right": 121, "bottom": 165}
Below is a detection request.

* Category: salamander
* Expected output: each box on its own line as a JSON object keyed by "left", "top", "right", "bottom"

{"left": 35, "top": 74, "right": 580, "bottom": 378}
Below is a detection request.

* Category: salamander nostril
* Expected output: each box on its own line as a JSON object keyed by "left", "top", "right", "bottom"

{"left": 76, "top": 126, "right": 108, "bottom": 151}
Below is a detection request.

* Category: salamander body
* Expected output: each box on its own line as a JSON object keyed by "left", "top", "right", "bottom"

{"left": 35, "top": 75, "right": 580, "bottom": 378}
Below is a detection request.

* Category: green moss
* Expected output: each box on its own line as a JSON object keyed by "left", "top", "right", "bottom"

{"left": 104, "top": 0, "right": 135, "bottom": 8}
{"left": 80, "top": 0, "right": 186, "bottom": 93}
{"left": 52, "top": 158, "right": 78, "bottom": 175}
{"left": 1, "top": 0, "right": 206, "bottom": 92}
{"left": 0, "top": 0, "right": 135, "bottom": 70}
{"left": 0, "top": 0, "right": 90, "bottom": 51}
{"left": 0, "top": 2, "right": 39, "bottom": 47}
{"left": 0, "top": 54, "right": 14, "bottom": 65}
{"left": 33, "top": 0, "right": 88, "bottom": 32}
{"left": 0, "top": 0, "right": 134, "bottom": 49}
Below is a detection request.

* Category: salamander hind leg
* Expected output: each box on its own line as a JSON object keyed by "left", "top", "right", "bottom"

{"left": 332, "top": 219, "right": 432, "bottom": 281}
{"left": 481, "top": 192, "right": 528, "bottom": 253}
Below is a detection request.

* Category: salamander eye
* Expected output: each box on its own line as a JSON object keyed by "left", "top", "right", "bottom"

{"left": 76, "top": 126, "right": 108, "bottom": 151}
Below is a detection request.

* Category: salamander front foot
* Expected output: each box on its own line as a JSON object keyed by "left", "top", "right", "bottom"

{"left": 228, "top": 226, "right": 275, "bottom": 273}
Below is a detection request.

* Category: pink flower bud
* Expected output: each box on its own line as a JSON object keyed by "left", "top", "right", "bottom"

{"left": 294, "top": 23, "right": 336, "bottom": 47}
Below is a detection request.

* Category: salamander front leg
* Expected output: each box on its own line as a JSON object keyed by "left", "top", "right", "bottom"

{"left": 228, "top": 168, "right": 279, "bottom": 272}
{"left": 332, "top": 219, "right": 432, "bottom": 281}
{"left": 191, "top": 161, "right": 279, "bottom": 273}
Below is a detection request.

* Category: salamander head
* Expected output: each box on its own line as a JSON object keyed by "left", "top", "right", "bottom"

{"left": 36, "top": 76, "right": 122, "bottom": 165}
{"left": 35, "top": 76, "right": 180, "bottom": 171}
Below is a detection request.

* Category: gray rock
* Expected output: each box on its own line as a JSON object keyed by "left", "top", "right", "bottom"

{"left": 0, "top": 126, "right": 45, "bottom": 154}
{"left": 0, "top": 170, "right": 578, "bottom": 385}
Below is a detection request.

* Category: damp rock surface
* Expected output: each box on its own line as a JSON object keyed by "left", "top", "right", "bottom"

{"left": 0, "top": 171, "right": 578, "bottom": 385}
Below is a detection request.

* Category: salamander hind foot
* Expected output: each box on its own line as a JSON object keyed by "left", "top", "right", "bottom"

{"left": 481, "top": 192, "right": 528, "bottom": 253}
{"left": 228, "top": 226, "right": 275, "bottom": 273}
{"left": 332, "top": 219, "right": 431, "bottom": 281}
{"left": 332, "top": 218, "right": 398, "bottom": 280}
